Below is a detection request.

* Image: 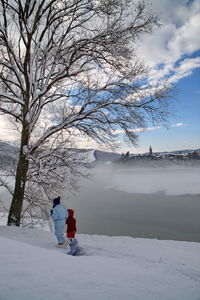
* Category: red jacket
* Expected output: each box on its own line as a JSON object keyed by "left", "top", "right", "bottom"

{"left": 66, "top": 209, "right": 76, "bottom": 233}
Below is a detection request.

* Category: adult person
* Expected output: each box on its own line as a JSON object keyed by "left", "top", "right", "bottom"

{"left": 51, "top": 196, "right": 68, "bottom": 246}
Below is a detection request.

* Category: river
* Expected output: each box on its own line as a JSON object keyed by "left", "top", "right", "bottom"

{"left": 66, "top": 165, "right": 200, "bottom": 242}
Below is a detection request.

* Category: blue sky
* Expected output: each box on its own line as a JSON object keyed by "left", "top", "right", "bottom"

{"left": 133, "top": 67, "right": 200, "bottom": 153}
{"left": 0, "top": 0, "right": 199, "bottom": 154}
{"left": 117, "top": 0, "right": 200, "bottom": 153}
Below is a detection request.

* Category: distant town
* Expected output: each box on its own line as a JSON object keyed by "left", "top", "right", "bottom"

{"left": 114, "top": 146, "right": 200, "bottom": 166}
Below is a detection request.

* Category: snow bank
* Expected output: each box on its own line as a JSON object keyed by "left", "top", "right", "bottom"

{"left": 0, "top": 226, "right": 200, "bottom": 300}
{"left": 85, "top": 149, "right": 96, "bottom": 163}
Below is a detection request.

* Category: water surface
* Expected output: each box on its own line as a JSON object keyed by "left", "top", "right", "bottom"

{"left": 66, "top": 166, "right": 200, "bottom": 242}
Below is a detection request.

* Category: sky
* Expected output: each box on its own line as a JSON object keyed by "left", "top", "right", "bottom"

{"left": 78, "top": 0, "right": 200, "bottom": 154}
{"left": 129, "top": 0, "right": 200, "bottom": 154}
{"left": 0, "top": 0, "right": 199, "bottom": 154}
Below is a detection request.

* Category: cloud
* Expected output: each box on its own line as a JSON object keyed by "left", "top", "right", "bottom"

{"left": 169, "top": 57, "right": 200, "bottom": 83}
{"left": 113, "top": 123, "right": 184, "bottom": 134}
{"left": 168, "top": 14, "right": 200, "bottom": 56}
{"left": 171, "top": 123, "right": 184, "bottom": 127}
{"left": 137, "top": 0, "right": 200, "bottom": 83}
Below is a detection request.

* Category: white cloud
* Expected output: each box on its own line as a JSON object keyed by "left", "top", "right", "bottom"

{"left": 168, "top": 57, "right": 200, "bottom": 83}
{"left": 113, "top": 122, "right": 184, "bottom": 135}
{"left": 168, "top": 14, "right": 200, "bottom": 57}
{"left": 171, "top": 123, "right": 184, "bottom": 127}
{"left": 137, "top": 0, "right": 200, "bottom": 83}
{"left": 149, "top": 0, "right": 199, "bottom": 25}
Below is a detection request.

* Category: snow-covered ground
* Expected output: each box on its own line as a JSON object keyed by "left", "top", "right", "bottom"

{"left": 0, "top": 226, "right": 200, "bottom": 300}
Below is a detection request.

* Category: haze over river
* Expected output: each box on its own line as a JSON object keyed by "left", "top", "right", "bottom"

{"left": 66, "top": 165, "right": 200, "bottom": 242}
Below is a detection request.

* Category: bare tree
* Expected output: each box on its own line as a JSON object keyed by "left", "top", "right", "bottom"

{"left": 0, "top": 0, "right": 172, "bottom": 226}
{"left": 0, "top": 136, "right": 90, "bottom": 226}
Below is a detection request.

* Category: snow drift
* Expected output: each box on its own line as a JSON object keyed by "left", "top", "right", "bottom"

{"left": 0, "top": 226, "right": 200, "bottom": 300}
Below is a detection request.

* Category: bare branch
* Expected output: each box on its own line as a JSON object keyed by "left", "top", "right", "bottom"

{"left": 0, "top": 0, "right": 173, "bottom": 226}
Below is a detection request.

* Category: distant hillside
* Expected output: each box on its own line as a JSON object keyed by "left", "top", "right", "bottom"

{"left": 0, "top": 141, "right": 18, "bottom": 168}
{"left": 0, "top": 140, "right": 199, "bottom": 164}
{"left": 0, "top": 142, "right": 120, "bottom": 164}
{"left": 93, "top": 150, "right": 121, "bottom": 162}
{"left": 0, "top": 141, "right": 18, "bottom": 154}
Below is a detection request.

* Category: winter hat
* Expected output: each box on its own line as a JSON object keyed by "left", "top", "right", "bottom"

{"left": 53, "top": 196, "right": 60, "bottom": 206}
{"left": 68, "top": 209, "right": 74, "bottom": 217}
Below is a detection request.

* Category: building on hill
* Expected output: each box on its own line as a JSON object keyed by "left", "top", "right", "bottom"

{"left": 149, "top": 145, "right": 152, "bottom": 157}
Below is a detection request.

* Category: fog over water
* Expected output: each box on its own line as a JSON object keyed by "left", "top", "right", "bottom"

{"left": 66, "top": 165, "right": 200, "bottom": 242}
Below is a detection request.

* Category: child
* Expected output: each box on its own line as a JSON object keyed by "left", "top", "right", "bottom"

{"left": 66, "top": 209, "right": 84, "bottom": 255}
{"left": 51, "top": 196, "right": 68, "bottom": 246}
{"left": 67, "top": 238, "right": 82, "bottom": 256}
{"left": 66, "top": 209, "right": 77, "bottom": 239}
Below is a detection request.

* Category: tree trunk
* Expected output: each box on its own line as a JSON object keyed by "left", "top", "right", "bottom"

{"left": 7, "top": 125, "right": 29, "bottom": 226}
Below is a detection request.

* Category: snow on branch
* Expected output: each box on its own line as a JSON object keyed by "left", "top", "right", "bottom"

{"left": 0, "top": 92, "right": 24, "bottom": 105}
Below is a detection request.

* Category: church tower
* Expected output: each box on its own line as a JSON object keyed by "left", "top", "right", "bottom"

{"left": 149, "top": 145, "right": 152, "bottom": 156}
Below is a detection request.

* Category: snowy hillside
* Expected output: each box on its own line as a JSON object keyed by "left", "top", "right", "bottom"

{"left": 0, "top": 226, "right": 200, "bottom": 300}
{"left": 93, "top": 149, "right": 121, "bottom": 162}
{"left": 0, "top": 141, "right": 120, "bottom": 164}
{"left": 1, "top": 140, "right": 199, "bottom": 164}
{"left": 0, "top": 141, "right": 18, "bottom": 154}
